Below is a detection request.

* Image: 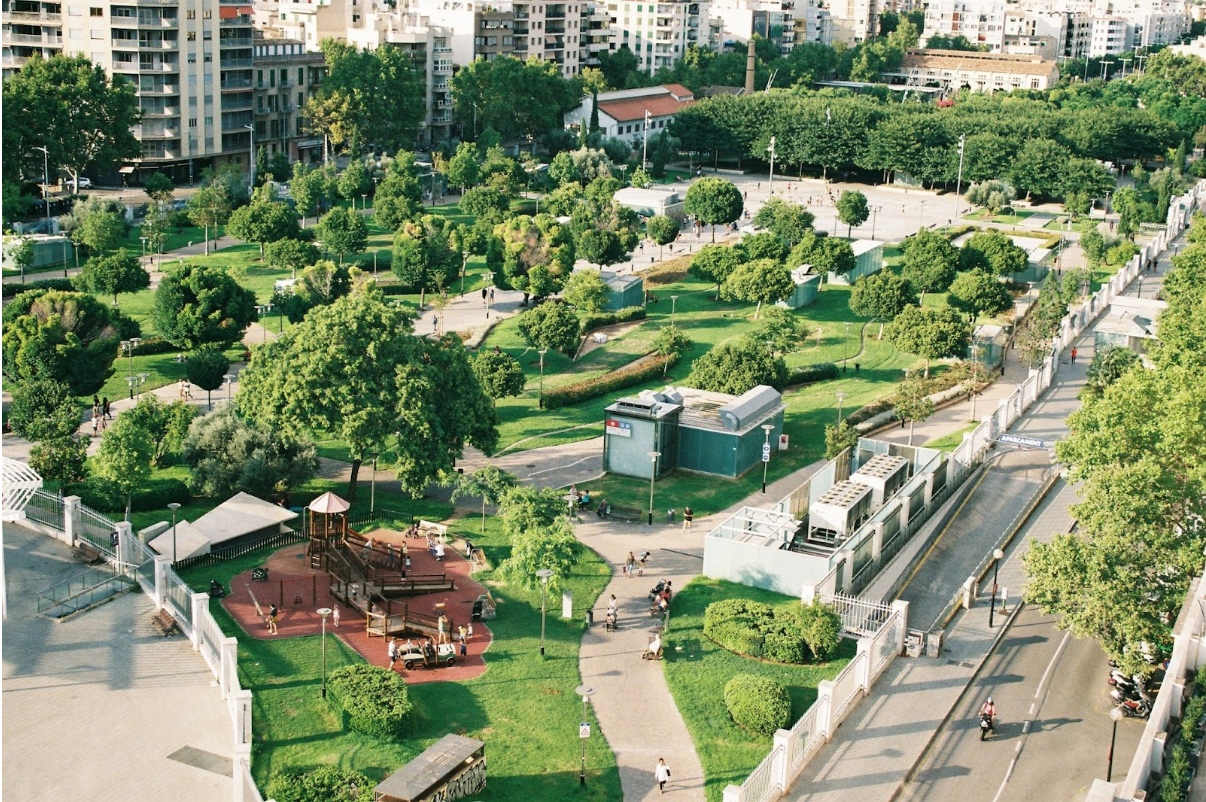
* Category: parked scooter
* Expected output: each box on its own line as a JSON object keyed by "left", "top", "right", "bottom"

{"left": 1115, "top": 696, "right": 1152, "bottom": 719}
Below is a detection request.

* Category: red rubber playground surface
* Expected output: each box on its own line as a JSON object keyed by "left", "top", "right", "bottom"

{"left": 219, "top": 526, "right": 493, "bottom": 684}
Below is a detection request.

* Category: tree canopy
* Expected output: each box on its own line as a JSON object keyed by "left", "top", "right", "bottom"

{"left": 76, "top": 249, "right": 150, "bottom": 304}
{"left": 885, "top": 304, "right": 970, "bottom": 374}
{"left": 722, "top": 258, "right": 794, "bottom": 318}
{"left": 2, "top": 289, "right": 121, "bottom": 395}
{"left": 183, "top": 404, "right": 318, "bottom": 500}
{"left": 959, "top": 230, "right": 1028, "bottom": 277}
{"left": 947, "top": 269, "right": 1013, "bottom": 318}
{"left": 472, "top": 350, "right": 527, "bottom": 403}
{"left": 687, "top": 337, "right": 787, "bottom": 395}
{"left": 685, "top": 177, "right": 743, "bottom": 241}
{"left": 153, "top": 263, "right": 258, "bottom": 350}
{"left": 849, "top": 271, "right": 918, "bottom": 334}
{"left": 901, "top": 229, "right": 959, "bottom": 294}
{"left": 315, "top": 206, "right": 368, "bottom": 264}
{"left": 517, "top": 301, "right": 581, "bottom": 355}
{"left": 451, "top": 56, "right": 582, "bottom": 143}
{"left": 238, "top": 286, "right": 497, "bottom": 498}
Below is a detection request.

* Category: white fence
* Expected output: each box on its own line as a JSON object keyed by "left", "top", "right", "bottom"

{"left": 723, "top": 604, "right": 908, "bottom": 802}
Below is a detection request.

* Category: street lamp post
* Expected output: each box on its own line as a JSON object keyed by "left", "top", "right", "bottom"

{"left": 167, "top": 502, "right": 181, "bottom": 564}
{"left": 647, "top": 451, "right": 660, "bottom": 525}
{"left": 243, "top": 125, "right": 255, "bottom": 189}
{"left": 836, "top": 391, "right": 847, "bottom": 423}
{"left": 370, "top": 453, "right": 379, "bottom": 515}
{"left": 953, "top": 134, "right": 967, "bottom": 221}
{"left": 120, "top": 338, "right": 142, "bottom": 398}
{"left": 870, "top": 206, "right": 880, "bottom": 240}
{"left": 35, "top": 145, "right": 50, "bottom": 233}
{"left": 224, "top": 373, "right": 234, "bottom": 403}
{"left": 317, "top": 607, "right": 332, "bottom": 698}
{"left": 575, "top": 685, "right": 596, "bottom": 786}
{"left": 256, "top": 305, "right": 272, "bottom": 342}
{"left": 988, "top": 547, "right": 1005, "bottom": 627}
{"left": 760, "top": 424, "right": 774, "bottom": 493}
{"left": 538, "top": 348, "right": 548, "bottom": 398}
{"left": 919, "top": 200, "right": 927, "bottom": 231}
{"left": 767, "top": 135, "right": 777, "bottom": 189}
{"left": 536, "top": 569, "right": 553, "bottom": 656}
{"left": 1107, "top": 705, "right": 1125, "bottom": 781}
{"left": 670, "top": 295, "right": 678, "bottom": 325}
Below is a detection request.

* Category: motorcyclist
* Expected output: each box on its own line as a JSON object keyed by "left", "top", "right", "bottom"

{"left": 980, "top": 698, "right": 996, "bottom": 731}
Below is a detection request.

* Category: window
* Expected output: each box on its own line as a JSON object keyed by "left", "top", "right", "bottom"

{"left": 203, "top": 9, "right": 211, "bottom": 18}
{"left": 203, "top": 29, "right": 211, "bottom": 39}
{"left": 188, "top": 53, "right": 196, "bottom": 63}
{"left": 187, "top": 9, "right": 194, "bottom": 18}
{"left": 89, "top": 6, "right": 101, "bottom": 15}
{"left": 189, "top": 117, "right": 197, "bottom": 127}
{"left": 90, "top": 29, "right": 103, "bottom": 38}
{"left": 187, "top": 31, "right": 195, "bottom": 40}
{"left": 203, "top": 53, "right": 211, "bottom": 62}
{"left": 204, "top": 115, "right": 213, "bottom": 126}
{"left": 297, "top": 67, "right": 304, "bottom": 84}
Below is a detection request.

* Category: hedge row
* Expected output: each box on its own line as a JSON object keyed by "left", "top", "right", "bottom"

{"left": 265, "top": 767, "right": 374, "bottom": 802}
{"left": 786, "top": 362, "right": 838, "bottom": 388}
{"left": 704, "top": 598, "right": 841, "bottom": 663}
{"left": 128, "top": 337, "right": 179, "bottom": 356}
{"left": 2, "top": 277, "right": 75, "bottom": 299}
{"left": 327, "top": 664, "right": 414, "bottom": 740}
{"left": 579, "top": 305, "right": 646, "bottom": 336}
{"left": 75, "top": 476, "right": 191, "bottom": 514}
{"left": 725, "top": 674, "right": 792, "bottom": 736}
{"left": 541, "top": 352, "right": 676, "bottom": 410}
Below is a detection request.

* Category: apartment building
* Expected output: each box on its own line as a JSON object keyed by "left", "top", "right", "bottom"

{"left": 827, "top": 0, "right": 876, "bottom": 43}
{"left": 709, "top": 0, "right": 795, "bottom": 54}
{"left": 605, "top": 0, "right": 706, "bottom": 75}
{"left": 2, "top": 0, "right": 255, "bottom": 183}
{"left": 252, "top": 35, "right": 324, "bottom": 162}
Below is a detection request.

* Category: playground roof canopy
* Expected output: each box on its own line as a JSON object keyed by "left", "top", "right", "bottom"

{"left": 148, "top": 520, "right": 209, "bottom": 561}
{"left": 309, "top": 491, "right": 350, "bottom": 514}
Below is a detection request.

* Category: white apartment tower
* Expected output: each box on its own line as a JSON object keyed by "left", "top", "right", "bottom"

{"left": 605, "top": 0, "right": 707, "bottom": 75}
{"left": 827, "top": 0, "right": 876, "bottom": 43}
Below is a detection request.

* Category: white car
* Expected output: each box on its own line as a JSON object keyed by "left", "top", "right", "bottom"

{"left": 75, "top": 177, "right": 92, "bottom": 190}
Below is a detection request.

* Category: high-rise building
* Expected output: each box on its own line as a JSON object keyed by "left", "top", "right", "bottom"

{"left": 709, "top": 0, "right": 797, "bottom": 55}
{"left": 605, "top": 0, "right": 707, "bottom": 75}
{"left": 252, "top": 35, "right": 325, "bottom": 163}
{"left": 827, "top": 0, "right": 877, "bottom": 43}
{"left": 3, "top": 0, "right": 256, "bottom": 182}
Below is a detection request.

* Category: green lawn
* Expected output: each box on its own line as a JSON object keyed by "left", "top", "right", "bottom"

{"left": 1041, "top": 216, "right": 1099, "bottom": 234}
{"left": 180, "top": 513, "right": 621, "bottom": 802}
{"left": 966, "top": 209, "right": 1036, "bottom": 224}
{"left": 662, "top": 577, "right": 856, "bottom": 802}
{"left": 923, "top": 422, "right": 979, "bottom": 452}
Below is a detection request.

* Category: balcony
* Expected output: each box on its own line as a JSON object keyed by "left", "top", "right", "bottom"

{"left": 139, "top": 83, "right": 178, "bottom": 94}
{"left": 220, "top": 14, "right": 251, "bottom": 26}
{"left": 433, "top": 59, "right": 452, "bottom": 73}
{"left": 139, "top": 38, "right": 178, "bottom": 49}
{"left": 135, "top": 125, "right": 179, "bottom": 139}
{"left": 5, "top": 32, "right": 63, "bottom": 44}
{"left": 111, "top": 37, "right": 140, "bottom": 50}
{"left": 2, "top": 54, "right": 30, "bottom": 68}
{"left": 140, "top": 105, "right": 179, "bottom": 116}
{"left": 546, "top": 8, "right": 566, "bottom": 18}
{"left": 224, "top": 96, "right": 253, "bottom": 111}
{"left": 219, "top": 57, "right": 252, "bottom": 68}
{"left": 141, "top": 148, "right": 180, "bottom": 160}
{"left": 5, "top": 9, "right": 62, "bottom": 23}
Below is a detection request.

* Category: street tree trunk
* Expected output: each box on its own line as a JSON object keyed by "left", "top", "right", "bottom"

{"left": 347, "top": 457, "right": 362, "bottom": 501}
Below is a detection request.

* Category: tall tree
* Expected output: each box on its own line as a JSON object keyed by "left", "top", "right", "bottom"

{"left": 144, "top": 173, "right": 175, "bottom": 207}
{"left": 371, "top": 152, "right": 422, "bottom": 231}
{"left": 752, "top": 197, "right": 815, "bottom": 246}
{"left": 392, "top": 214, "right": 458, "bottom": 310}
{"left": 947, "top": 269, "right": 1012, "bottom": 318}
{"left": 472, "top": 350, "right": 526, "bottom": 404}
{"left": 722, "top": 258, "right": 794, "bottom": 319}
{"left": 2, "top": 290, "right": 120, "bottom": 395}
{"left": 186, "top": 345, "right": 231, "bottom": 410}
{"left": 91, "top": 414, "right": 154, "bottom": 521}
{"left": 226, "top": 197, "right": 299, "bottom": 258}
{"left": 690, "top": 244, "right": 743, "bottom": 300}
{"left": 315, "top": 206, "right": 368, "bottom": 265}
{"left": 238, "top": 286, "right": 497, "bottom": 497}
{"left": 265, "top": 238, "right": 320, "bottom": 280}
{"left": 901, "top": 228, "right": 959, "bottom": 296}
{"left": 1009, "top": 138, "right": 1072, "bottom": 200}
{"left": 885, "top": 304, "right": 970, "bottom": 376}
{"left": 788, "top": 231, "right": 855, "bottom": 276}
{"left": 338, "top": 159, "right": 372, "bottom": 202}
{"left": 646, "top": 215, "right": 681, "bottom": 259}
{"left": 686, "top": 337, "right": 787, "bottom": 395}
{"left": 186, "top": 180, "right": 233, "bottom": 256}
{"left": 123, "top": 394, "right": 197, "bottom": 467}
{"left": 446, "top": 141, "right": 481, "bottom": 192}
{"left": 836, "top": 190, "right": 870, "bottom": 238}
{"left": 894, "top": 371, "right": 935, "bottom": 445}
{"left": 849, "top": 271, "right": 918, "bottom": 339}
{"left": 8, "top": 378, "right": 80, "bottom": 444}
{"left": 517, "top": 301, "right": 581, "bottom": 355}
{"left": 154, "top": 263, "right": 258, "bottom": 350}
{"left": 958, "top": 230, "right": 1028, "bottom": 277}
{"left": 451, "top": 56, "right": 582, "bottom": 143}
{"left": 2, "top": 53, "right": 139, "bottom": 188}
{"left": 685, "top": 177, "right": 743, "bottom": 242}
{"left": 653, "top": 325, "right": 694, "bottom": 377}
{"left": 561, "top": 270, "right": 609, "bottom": 312}
{"left": 182, "top": 404, "right": 318, "bottom": 499}
{"left": 76, "top": 249, "right": 150, "bottom": 304}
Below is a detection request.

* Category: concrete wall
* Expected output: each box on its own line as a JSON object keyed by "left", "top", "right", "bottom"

{"left": 703, "top": 536, "right": 834, "bottom": 596}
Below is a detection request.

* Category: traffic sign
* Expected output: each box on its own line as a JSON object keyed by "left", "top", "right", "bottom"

{"left": 998, "top": 434, "right": 1046, "bottom": 449}
{"left": 762, "top": 443, "right": 772, "bottom": 462}
{"left": 580, "top": 723, "right": 591, "bottom": 739}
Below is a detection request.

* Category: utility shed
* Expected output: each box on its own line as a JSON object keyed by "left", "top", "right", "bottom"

{"left": 807, "top": 480, "right": 873, "bottom": 545}
{"left": 613, "top": 186, "right": 684, "bottom": 218}
{"left": 599, "top": 270, "right": 645, "bottom": 311}
{"left": 603, "top": 394, "right": 682, "bottom": 480}
{"left": 849, "top": 453, "right": 909, "bottom": 507}
{"left": 374, "top": 734, "right": 486, "bottom": 802}
{"left": 827, "top": 240, "right": 884, "bottom": 285}
{"left": 782, "top": 265, "right": 822, "bottom": 309}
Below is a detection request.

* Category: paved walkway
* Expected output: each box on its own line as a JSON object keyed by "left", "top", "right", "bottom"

{"left": 2, "top": 524, "right": 231, "bottom": 802}
{"left": 778, "top": 222, "right": 1185, "bottom": 802}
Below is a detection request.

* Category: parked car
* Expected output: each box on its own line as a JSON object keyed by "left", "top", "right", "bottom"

{"left": 75, "top": 177, "right": 92, "bottom": 190}
{"left": 401, "top": 641, "right": 457, "bottom": 670}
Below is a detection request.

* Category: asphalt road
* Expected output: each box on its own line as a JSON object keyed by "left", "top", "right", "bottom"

{"left": 899, "top": 605, "right": 1145, "bottom": 802}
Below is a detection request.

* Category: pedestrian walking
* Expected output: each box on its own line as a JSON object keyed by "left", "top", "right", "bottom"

{"left": 266, "top": 604, "right": 279, "bottom": 634}
{"left": 388, "top": 637, "right": 399, "bottom": 669}
{"left": 683, "top": 506, "right": 694, "bottom": 530}
{"left": 91, "top": 408, "right": 99, "bottom": 438}
{"left": 655, "top": 758, "right": 671, "bottom": 793}
{"left": 332, "top": 605, "right": 340, "bottom": 628}
{"left": 102, "top": 396, "right": 112, "bottom": 421}
{"left": 1071, "top": 347, "right": 1079, "bottom": 363}
{"left": 489, "top": 288, "right": 495, "bottom": 303}
{"left": 625, "top": 552, "right": 636, "bottom": 577}
{"left": 638, "top": 551, "right": 648, "bottom": 576}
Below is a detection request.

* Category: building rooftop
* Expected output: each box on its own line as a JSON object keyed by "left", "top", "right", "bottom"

{"left": 901, "top": 48, "right": 1059, "bottom": 77}
{"left": 851, "top": 239, "right": 884, "bottom": 257}
{"left": 599, "top": 270, "right": 643, "bottom": 292}
{"left": 597, "top": 88, "right": 695, "bottom": 122}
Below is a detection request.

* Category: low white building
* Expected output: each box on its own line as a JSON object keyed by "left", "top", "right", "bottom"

{"left": 149, "top": 492, "right": 298, "bottom": 561}
{"left": 564, "top": 84, "right": 695, "bottom": 147}
{"left": 612, "top": 186, "right": 685, "bottom": 218}
{"left": 887, "top": 48, "right": 1060, "bottom": 94}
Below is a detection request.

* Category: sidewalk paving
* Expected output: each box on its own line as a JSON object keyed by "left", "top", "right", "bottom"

{"left": 777, "top": 222, "right": 1184, "bottom": 802}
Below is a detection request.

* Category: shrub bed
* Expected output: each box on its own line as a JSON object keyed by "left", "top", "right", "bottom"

{"left": 265, "top": 767, "right": 374, "bottom": 802}
{"left": 541, "top": 352, "right": 677, "bottom": 410}
{"left": 2, "top": 277, "right": 75, "bottom": 299}
{"left": 724, "top": 674, "right": 792, "bottom": 736}
{"left": 76, "top": 476, "right": 191, "bottom": 514}
{"left": 128, "top": 337, "right": 180, "bottom": 357}
{"left": 704, "top": 598, "right": 841, "bottom": 663}
{"left": 579, "top": 305, "right": 646, "bottom": 336}
{"left": 327, "top": 664, "right": 414, "bottom": 740}
{"left": 786, "top": 362, "right": 838, "bottom": 388}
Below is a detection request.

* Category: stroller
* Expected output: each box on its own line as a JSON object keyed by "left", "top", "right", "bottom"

{"left": 648, "top": 579, "right": 669, "bottom": 602}
{"left": 604, "top": 610, "right": 618, "bottom": 631}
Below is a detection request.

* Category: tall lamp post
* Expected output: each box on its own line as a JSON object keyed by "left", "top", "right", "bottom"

{"left": 121, "top": 338, "right": 142, "bottom": 398}
{"left": 647, "top": 451, "right": 660, "bottom": 525}
{"left": 870, "top": 205, "right": 881, "bottom": 240}
{"left": 223, "top": 373, "right": 235, "bottom": 403}
{"left": 767, "top": 135, "right": 777, "bottom": 189}
{"left": 538, "top": 348, "right": 548, "bottom": 398}
{"left": 575, "top": 685, "right": 596, "bottom": 786}
{"left": 836, "top": 391, "right": 847, "bottom": 423}
{"left": 256, "top": 304, "right": 272, "bottom": 342}
{"left": 988, "top": 547, "right": 1005, "bottom": 627}
{"left": 34, "top": 145, "right": 51, "bottom": 232}
{"left": 670, "top": 295, "right": 678, "bottom": 326}
{"left": 953, "top": 134, "right": 967, "bottom": 221}
{"left": 760, "top": 423, "right": 774, "bottom": 494}
{"left": 167, "top": 502, "right": 181, "bottom": 564}
{"left": 1107, "top": 704, "right": 1125, "bottom": 781}
{"left": 317, "top": 607, "right": 332, "bottom": 698}
{"left": 370, "top": 453, "right": 379, "bottom": 515}
{"left": 536, "top": 569, "right": 553, "bottom": 656}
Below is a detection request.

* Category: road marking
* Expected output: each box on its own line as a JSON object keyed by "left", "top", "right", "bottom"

{"left": 1035, "top": 631, "right": 1071, "bottom": 699}
{"left": 525, "top": 455, "right": 598, "bottom": 478}
{"left": 1028, "top": 703, "right": 1036, "bottom": 716}
{"left": 1021, "top": 721, "right": 1030, "bottom": 734}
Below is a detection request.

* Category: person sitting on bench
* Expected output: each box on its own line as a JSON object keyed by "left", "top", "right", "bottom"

{"left": 434, "top": 541, "right": 446, "bottom": 561}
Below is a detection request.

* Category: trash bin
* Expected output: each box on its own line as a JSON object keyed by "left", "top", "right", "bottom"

{"left": 584, "top": 609, "right": 593, "bottom": 628}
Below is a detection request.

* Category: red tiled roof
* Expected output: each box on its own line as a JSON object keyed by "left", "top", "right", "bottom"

{"left": 598, "top": 94, "right": 694, "bottom": 123}
{"left": 663, "top": 83, "right": 694, "bottom": 100}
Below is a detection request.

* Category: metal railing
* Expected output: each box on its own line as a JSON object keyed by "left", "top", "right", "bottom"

{"left": 24, "top": 490, "right": 64, "bottom": 530}
{"left": 37, "top": 564, "right": 134, "bottom": 618}
{"left": 162, "top": 569, "right": 194, "bottom": 634}
{"left": 788, "top": 696, "right": 826, "bottom": 770}
{"left": 821, "top": 592, "right": 893, "bottom": 638}
{"left": 739, "top": 746, "right": 784, "bottom": 802}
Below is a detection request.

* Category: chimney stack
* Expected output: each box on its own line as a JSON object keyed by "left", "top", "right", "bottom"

{"left": 744, "top": 38, "right": 756, "bottom": 95}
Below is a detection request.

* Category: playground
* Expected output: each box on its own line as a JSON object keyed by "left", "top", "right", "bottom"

{"left": 219, "top": 497, "right": 495, "bottom": 685}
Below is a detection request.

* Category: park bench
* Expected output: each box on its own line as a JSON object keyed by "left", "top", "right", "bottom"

{"left": 600, "top": 505, "right": 644, "bottom": 523}
{"left": 416, "top": 520, "right": 448, "bottom": 542}
{"left": 72, "top": 543, "right": 103, "bottom": 565}
{"left": 151, "top": 610, "right": 178, "bottom": 637}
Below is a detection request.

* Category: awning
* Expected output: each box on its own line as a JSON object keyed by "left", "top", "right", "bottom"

{"left": 119, "top": 166, "right": 135, "bottom": 174}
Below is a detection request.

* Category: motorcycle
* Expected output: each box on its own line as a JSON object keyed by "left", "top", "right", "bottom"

{"left": 979, "top": 713, "right": 994, "bottom": 740}
{"left": 1115, "top": 697, "right": 1151, "bottom": 719}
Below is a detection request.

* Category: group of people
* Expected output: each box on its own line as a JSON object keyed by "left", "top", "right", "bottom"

{"left": 624, "top": 551, "right": 650, "bottom": 577}
{"left": 89, "top": 396, "right": 112, "bottom": 437}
